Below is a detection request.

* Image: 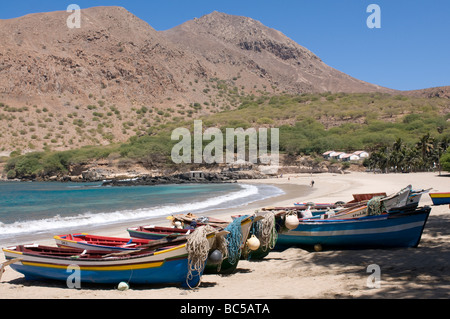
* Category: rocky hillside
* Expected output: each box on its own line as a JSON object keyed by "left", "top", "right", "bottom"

{"left": 0, "top": 6, "right": 396, "bottom": 154}
{"left": 163, "top": 11, "right": 391, "bottom": 94}
{"left": 404, "top": 86, "right": 450, "bottom": 99}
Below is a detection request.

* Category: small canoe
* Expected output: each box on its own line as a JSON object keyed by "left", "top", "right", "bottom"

{"left": 3, "top": 230, "right": 217, "bottom": 287}
{"left": 275, "top": 206, "right": 431, "bottom": 250}
{"left": 293, "top": 193, "right": 387, "bottom": 210}
{"left": 429, "top": 192, "right": 450, "bottom": 206}
{"left": 346, "top": 192, "right": 387, "bottom": 205}
{"left": 54, "top": 233, "right": 152, "bottom": 252}
{"left": 170, "top": 214, "right": 230, "bottom": 229}
{"left": 127, "top": 226, "right": 191, "bottom": 240}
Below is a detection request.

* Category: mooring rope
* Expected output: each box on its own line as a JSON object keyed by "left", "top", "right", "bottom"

{"left": 186, "top": 225, "right": 215, "bottom": 289}
{"left": 254, "top": 212, "right": 278, "bottom": 252}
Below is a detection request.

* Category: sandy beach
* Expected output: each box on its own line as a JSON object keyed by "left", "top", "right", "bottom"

{"left": 1, "top": 171, "right": 449, "bottom": 300}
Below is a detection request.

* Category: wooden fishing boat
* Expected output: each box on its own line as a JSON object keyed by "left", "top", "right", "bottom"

{"left": 293, "top": 193, "right": 387, "bottom": 210}
{"left": 127, "top": 225, "right": 191, "bottom": 240}
{"left": 271, "top": 186, "right": 418, "bottom": 221}
{"left": 128, "top": 214, "right": 252, "bottom": 274}
{"left": 312, "top": 186, "right": 427, "bottom": 219}
{"left": 204, "top": 215, "right": 253, "bottom": 275}
{"left": 429, "top": 192, "right": 450, "bottom": 206}
{"left": 54, "top": 233, "right": 152, "bottom": 252}
{"left": 2, "top": 231, "right": 217, "bottom": 287}
{"left": 240, "top": 212, "right": 279, "bottom": 260}
{"left": 380, "top": 185, "right": 412, "bottom": 211}
{"left": 127, "top": 214, "right": 230, "bottom": 240}
{"left": 290, "top": 185, "right": 412, "bottom": 212}
{"left": 400, "top": 188, "right": 430, "bottom": 211}
{"left": 293, "top": 202, "right": 337, "bottom": 209}
{"left": 169, "top": 214, "right": 230, "bottom": 229}
{"left": 321, "top": 204, "right": 368, "bottom": 220}
{"left": 345, "top": 192, "right": 387, "bottom": 205}
{"left": 275, "top": 206, "right": 431, "bottom": 250}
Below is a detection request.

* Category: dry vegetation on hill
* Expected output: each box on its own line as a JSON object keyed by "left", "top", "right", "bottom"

{"left": 0, "top": 7, "right": 392, "bottom": 154}
{"left": 0, "top": 7, "right": 448, "bottom": 179}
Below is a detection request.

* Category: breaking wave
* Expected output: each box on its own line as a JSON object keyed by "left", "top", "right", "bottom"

{"left": 0, "top": 184, "right": 283, "bottom": 242}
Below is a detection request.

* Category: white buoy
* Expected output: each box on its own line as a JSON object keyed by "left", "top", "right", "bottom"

{"left": 174, "top": 221, "right": 183, "bottom": 229}
{"left": 285, "top": 214, "right": 300, "bottom": 230}
{"left": 246, "top": 235, "right": 261, "bottom": 251}
{"left": 117, "top": 282, "right": 129, "bottom": 291}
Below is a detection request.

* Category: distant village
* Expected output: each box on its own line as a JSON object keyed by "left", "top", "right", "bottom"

{"left": 322, "top": 150, "right": 370, "bottom": 162}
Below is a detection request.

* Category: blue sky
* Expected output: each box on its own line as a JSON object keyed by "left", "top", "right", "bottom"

{"left": 1, "top": 1, "right": 448, "bottom": 91}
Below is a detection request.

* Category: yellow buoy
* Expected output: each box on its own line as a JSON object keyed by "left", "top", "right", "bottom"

{"left": 314, "top": 244, "right": 322, "bottom": 252}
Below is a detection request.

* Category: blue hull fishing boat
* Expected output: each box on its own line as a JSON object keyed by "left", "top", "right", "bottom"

{"left": 3, "top": 244, "right": 200, "bottom": 287}
{"left": 276, "top": 206, "right": 431, "bottom": 249}
{"left": 2, "top": 229, "right": 218, "bottom": 288}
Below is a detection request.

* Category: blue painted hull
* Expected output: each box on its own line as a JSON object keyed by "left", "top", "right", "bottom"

{"left": 126, "top": 230, "right": 166, "bottom": 240}
{"left": 3, "top": 244, "right": 203, "bottom": 288}
{"left": 7, "top": 257, "right": 202, "bottom": 287}
{"left": 276, "top": 207, "right": 431, "bottom": 249}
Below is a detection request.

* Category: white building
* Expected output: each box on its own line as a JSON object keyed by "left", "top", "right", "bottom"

{"left": 352, "top": 151, "right": 369, "bottom": 158}
{"left": 330, "top": 152, "right": 345, "bottom": 160}
{"left": 322, "top": 151, "right": 335, "bottom": 159}
{"left": 342, "top": 154, "right": 360, "bottom": 162}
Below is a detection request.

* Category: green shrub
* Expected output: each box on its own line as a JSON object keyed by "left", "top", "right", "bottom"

{"left": 6, "top": 169, "right": 16, "bottom": 179}
{"left": 441, "top": 149, "right": 450, "bottom": 172}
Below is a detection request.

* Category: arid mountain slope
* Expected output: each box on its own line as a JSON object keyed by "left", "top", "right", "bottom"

{"left": 404, "top": 86, "right": 450, "bottom": 99}
{"left": 0, "top": 7, "right": 400, "bottom": 154}
{"left": 163, "top": 11, "right": 391, "bottom": 94}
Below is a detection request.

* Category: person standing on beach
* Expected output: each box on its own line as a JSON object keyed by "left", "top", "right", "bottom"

{"left": 310, "top": 180, "right": 315, "bottom": 187}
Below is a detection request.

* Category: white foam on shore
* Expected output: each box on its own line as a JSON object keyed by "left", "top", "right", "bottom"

{"left": 0, "top": 183, "right": 283, "bottom": 243}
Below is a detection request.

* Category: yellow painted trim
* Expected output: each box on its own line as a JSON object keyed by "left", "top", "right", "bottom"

{"left": 53, "top": 233, "right": 89, "bottom": 244}
{"left": 430, "top": 193, "right": 450, "bottom": 198}
{"left": 2, "top": 249, "right": 22, "bottom": 256}
{"left": 22, "top": 260, "right": 165, "bottom": 271}
{"left": 242, "top": 219, "right": 252, "bottom": 226}
{"left": 154, "top": 243, "right": 186, "bottom": 256}
{"left": 53, "top": 237, "right": 77, "bottom": 244}
{"left": 153, "top": 232, "right": 215, "bottom": 256}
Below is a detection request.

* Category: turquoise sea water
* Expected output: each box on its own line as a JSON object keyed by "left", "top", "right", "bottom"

{"left": 0, "top": 181, "right": 284, "bottom": 245}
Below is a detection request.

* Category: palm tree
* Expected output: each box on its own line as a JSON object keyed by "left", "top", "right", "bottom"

{"left": 402, "top": 147, "right": 421, "bottom": 172}
{"left": 390, "top": 138, "right": 405, "bottom": 172}
{"left": 416, "top": 133, "right": 434, "bottom": 171}
{"left": 435, "top": 136, "right": 450, "bottom": 175}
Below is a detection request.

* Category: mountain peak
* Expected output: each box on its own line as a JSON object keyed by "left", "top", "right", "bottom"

{"left": 184, "top": 11, "right": 280, "bottom": 43}
{"left": 0, "top": 6, "right": 394, "bottom": 153}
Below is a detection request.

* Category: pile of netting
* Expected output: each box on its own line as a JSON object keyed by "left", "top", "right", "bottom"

{"left": 186, "top": 225, "right": 216, "bottom": 288}
{"left": 367, "top": 196, "right": 386, "bottom": 216}
{"left": 224, "top": 215, "right": 248, "bottom": 266}
{"left": 244, "top": 212, "right": 277, "bottom": 259}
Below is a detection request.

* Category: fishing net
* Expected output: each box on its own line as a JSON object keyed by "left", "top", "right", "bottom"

{"left": 186, "top": 225, "right": 215, "bottom": 288}
{"left": 367, "top": 197, "right": 385, "bottom": 216}
{"left": 224, "top": 215, "right": 248, "bottom": 266}
{"left": 208, "top": 229, "right": 229, "bottom": 273}
{"left": 252, "top": 212, "right": 277, "bottom": 253}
